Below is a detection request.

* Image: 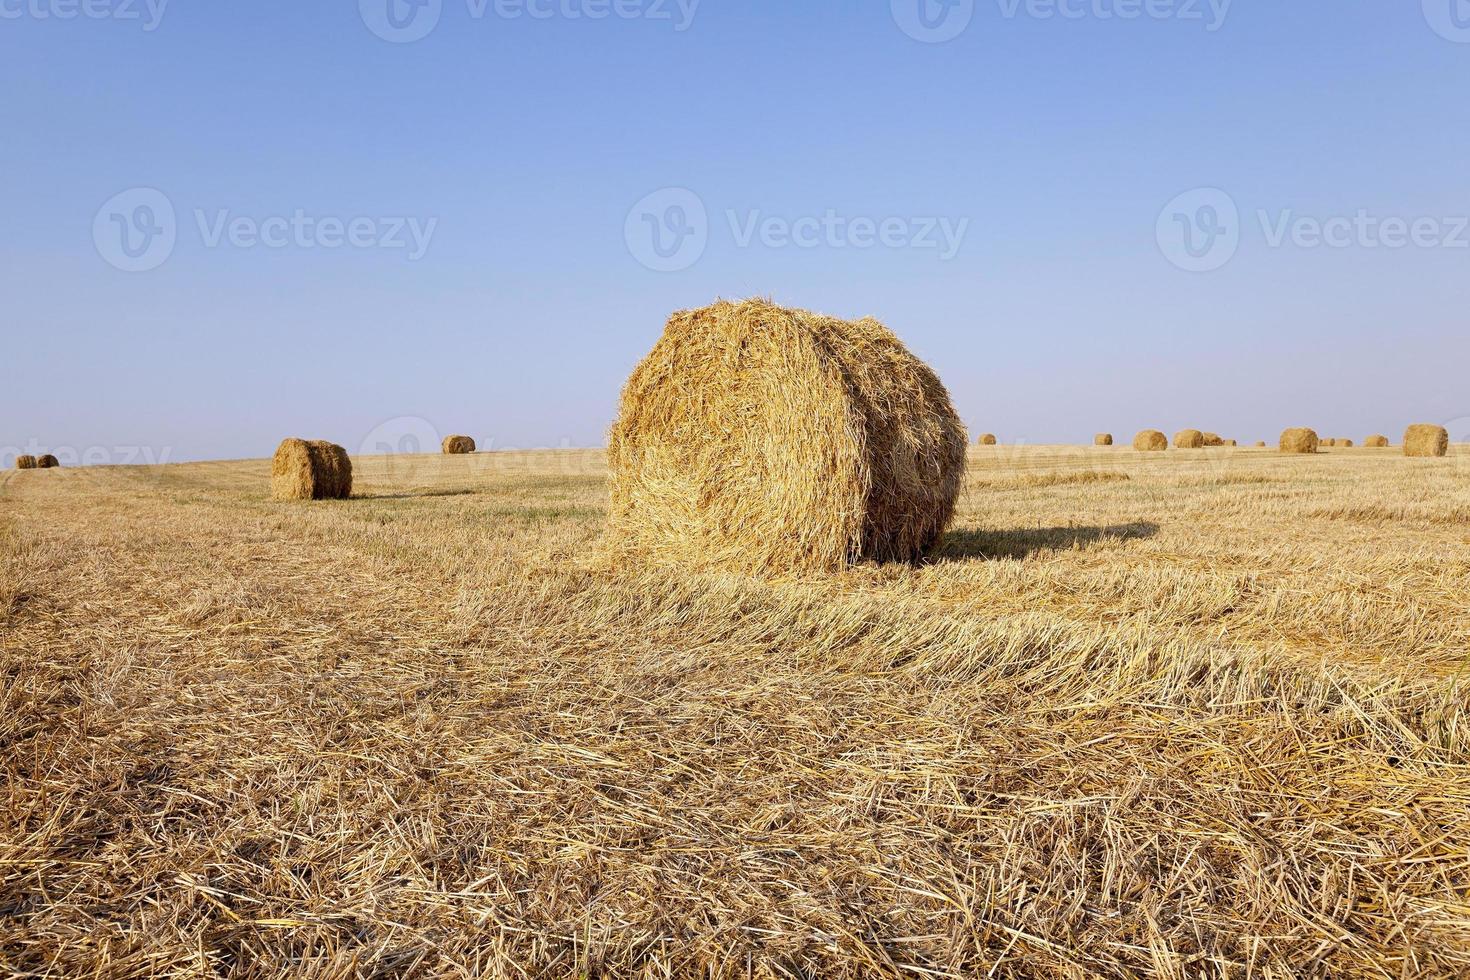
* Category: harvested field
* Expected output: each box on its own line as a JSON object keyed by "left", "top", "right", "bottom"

{"left": 2, "top": 444, "right": 1469, "bottom": 978}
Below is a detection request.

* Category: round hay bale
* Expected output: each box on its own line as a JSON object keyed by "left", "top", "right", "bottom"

{"left": 1174, "top": 429, "right": 1204, "bottom": 449}
{"left": 271, "top": 438, "right": 353, "bottom": 501}
{"left": 1365, "top": 435, "right": 1389, "bottom": 448}
{"left": 35, "top": 455, "right": 59, "bottom": 469}
{"left": 978, "top": 433, "right": 997, "bottom": 446}
{"left": 1133, "top": 430, "right": 1168, "bottom": 452}
{"left": 1404, "top": 424, "right": 1449, "bottom": 458}
{"left": 1094, "top": 433, "right": 1113, "bottom": 446}
{"left": 1339, "top": 438, "right": 1354, "bottom": 448}
{"left": 14, "top": 455, "right": 37, "bottom": 470}
{"left": 607, "top": 298, "right": 967, "bottom": 575}
{"left": 1254, "top": 441, "right": 1267, "bottom": 448}
{"left": 1202, "top": 432, "right": 1225, "bottom": 447}
{"left": 1280, "top": 427, "right": 1319, "bottom": 454}
{"left": 442, "top": 435, "right": 476, "bottom": 455}
{"left": 1224, "top": 439, "right": 1237, "bottom": 447}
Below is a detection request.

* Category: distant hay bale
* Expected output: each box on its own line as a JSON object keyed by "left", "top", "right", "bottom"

{"left": 1202, "top": 432, "right": 1224, "bottom": 447}
{"left": 35, "top": 455, "right": 59, "bottom": 469}
{"left": 1254, "top": 441, "right": 1266, "bottom": 447}
{"left": 1404, "top": 424, "right": 1449, "bottom": 458}
{"left": 1365, "top": 435, "right": 1389, "bottom": 448}
{"left": 978, "top": 433, "right": 997, "bottom": 446}
{"left": 1174, "top": 429, "right": 1204, "bottom": 449}
{"left": 14, "top": 455, "right": 37, "bottom": 470}
{"left": 1280, "top": 427, "right": 1319, "bottom": 454}
{"left": 271, "top": 438, "right": 353, "bottom": 501}
{"left": 442, "top": 435, "right": 476, "bottom": 455}
{"left": 607, "top": 298, "right": 967, "bottom": 575}
{"left": 1094, "top": 433, "right": 1113, "bottom": 446}
{"left": 1133, "top": 430, "right": 1168, "bottom": 452}
{"left": 1224, "top": 439, "right": 1237, "bottom": 447}
{"left": 1339, "top": 439, "right": 1354, "bottom": 448}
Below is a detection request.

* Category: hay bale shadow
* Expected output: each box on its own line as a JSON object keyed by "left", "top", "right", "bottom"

{"left": 934, "top": 521, "right": 1160, "bottom": 561}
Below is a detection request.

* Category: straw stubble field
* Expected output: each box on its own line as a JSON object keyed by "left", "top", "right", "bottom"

{"left": 2, "top": 444, "right": 1468, "bottom": 978}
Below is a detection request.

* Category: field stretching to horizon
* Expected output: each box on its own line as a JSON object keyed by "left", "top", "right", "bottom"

{"left": 3, "top": 443, "right": 1468, "bottom": 977}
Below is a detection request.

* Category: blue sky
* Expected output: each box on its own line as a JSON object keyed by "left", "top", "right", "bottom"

{"left": 4, "top": 1, "right": 1469, "bottom": 463}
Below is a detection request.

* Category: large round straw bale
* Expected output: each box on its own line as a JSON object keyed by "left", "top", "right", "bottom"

{"left": 607, "top": 299, "right": 967, "bottom": 575}
{"left": 1365, "top": 434, "right": 1389, "bottom": 448}
{"left": 271, "top": 438, "right": 353, "bottom": 501}
{"left": 1133, "top": 429, "right": 1168, "bottom": 452}
{"left": 1202, "top": 432, "right": 1224, "bottom": 447}
{"left": 978, "top": 433, "right": 997, "bottom": 446}
{"left": 442, "top": 435, "right": 476, "bottom": 455}
{"left": 1094, "top": 433, "right": 1113, "bottom": 446}
{"left": 1280, "top": 428, "right": 1319, "bottom": 454}
{"left": 14, "top": 455, "right": 37, "bottom": 470}
{"left": 1404, "top": 424, "right": 1449, "bottom": 458}
{"left": 1174, "top": 429, "right": 1204, "bottom": 449}
{"left": 1339, "top": 438, "right": 1354, "bottom": 448}
{"left": 1254, "top": 441, "right": 1266, "bottom": 448}
{"left": 35, "top": 455, "right": 59, "bottom": 469}
{"left": 1224, "top": 439, "right": 1237, "bottom": 447}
